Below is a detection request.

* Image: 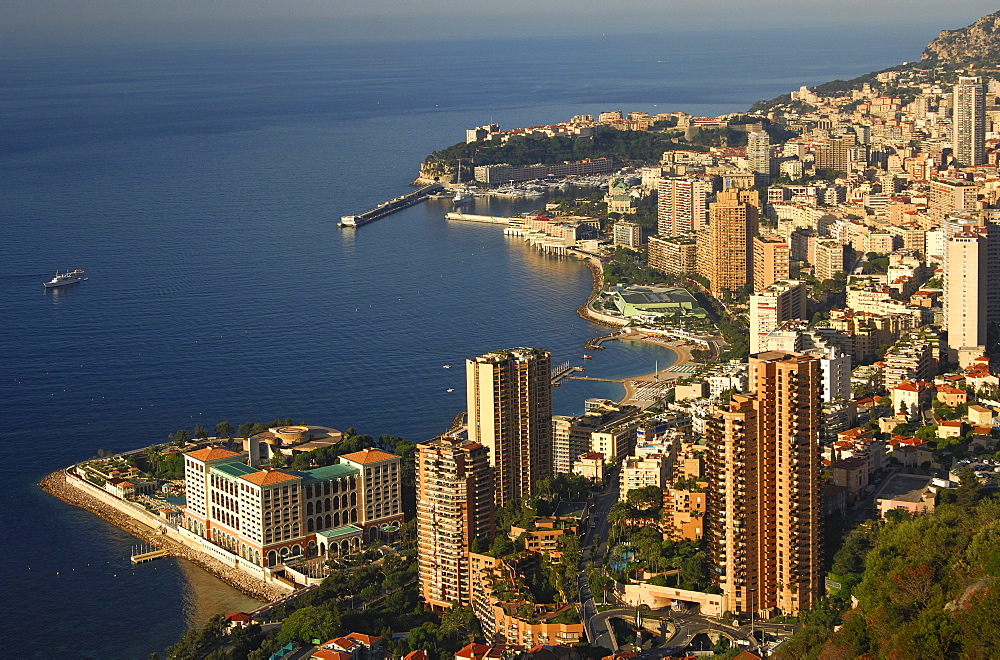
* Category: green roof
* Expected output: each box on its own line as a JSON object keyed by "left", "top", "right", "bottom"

{"left": 211, "top": 462, "right": 259, "bottom": 480}
{"left": 300, "top": 464, "right": 357, "bottom": 482}
{"left": 316, "top": 525, "right": 363, "bottom": 539}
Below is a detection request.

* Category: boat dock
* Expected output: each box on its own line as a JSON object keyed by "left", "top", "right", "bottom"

{"left": 550, "top": 362, "right": 583, "bottom": 385}
{"left": 340, "top": 183, "right": 444, "bottom": 227}
{"left": 131, "top": 548, "right": 170, "bottom": 564}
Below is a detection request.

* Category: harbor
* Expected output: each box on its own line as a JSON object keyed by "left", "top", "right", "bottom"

{"left": 339, "top": 183, "right": 444, "bottom": 227}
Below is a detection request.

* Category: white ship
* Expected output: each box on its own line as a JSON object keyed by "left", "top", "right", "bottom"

{"left": 43, "top": 269, "right": 86, "bottom": 288}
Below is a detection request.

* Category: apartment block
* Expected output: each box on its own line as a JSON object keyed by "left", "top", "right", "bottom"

{"left": 467, "top": 348, "right": 552, "bottom": 507}
{"left": 705, "top": 352, "right": 823, "bottom": 617}
{"left": 417, "top": 436, "right": 495, "bottom": 609}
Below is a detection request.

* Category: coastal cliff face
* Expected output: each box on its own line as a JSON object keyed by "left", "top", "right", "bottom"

{"left": 413, "top": 159, "right": 457, "bottom": 186}
{"left": 923, "top": 11, "right": 1000, "bottom": 65}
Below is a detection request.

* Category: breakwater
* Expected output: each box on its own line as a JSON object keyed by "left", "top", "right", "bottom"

{"left": 340, "top": 183, "right": 444, "bottom": 227}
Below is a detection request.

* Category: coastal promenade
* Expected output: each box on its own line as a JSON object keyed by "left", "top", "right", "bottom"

{"left": 40, "top": 469, "right": 287, "bottom": 602}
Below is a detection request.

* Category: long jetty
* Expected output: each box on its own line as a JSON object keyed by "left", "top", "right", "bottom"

{"left": 339, "top": 183, "right": 444, "bottom": 228}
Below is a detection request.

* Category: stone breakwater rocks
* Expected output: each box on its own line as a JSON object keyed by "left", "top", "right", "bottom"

{"left": 39, "top": 470, "right": 284, "bottom": 603}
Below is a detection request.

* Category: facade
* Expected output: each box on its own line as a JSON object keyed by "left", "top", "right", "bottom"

{"left": 619, "top": 453, "right": 669, "bottom": 500}
{"left": 657, "top": 176, "right": 711, "bottom": 237}
{"left": 706, "top": 190, "right": 759, "bottom": 295}
{"left": 748, "top": 281, "right": 808, "bottom": 354}
{"left": 752, "top": 234, "right": 790, "bottom": 292}
{"left": 705, "top": 352, "right": 823, "bottom": 617}
{"left": 182, "top": 447, "right": 403, "bottom": 568}
{"left": 467, "top": 348, "right": 552, "bottom": 507}
{"left": 953, "top": 76, "right": 986, "bottom": 167}
{"left": 928, "top": 178, "right": 980, "bottom": 223}
{"left": 417, "top": 436, "right": 495, "bottom": 609}
{"left": 473, "top": 159, "right": 612, "bottom": 186}
{"left": 945, "top": 224, "right": 1000, "bottom": 362}
{"left": 648, "top": 235, "right": 698, "bottom": 276}
{"left": 613, "top": 221, "right": 642, "bottom": 249}
{"left": 747, "top": 131, "right": 771, "bottom": 181}
{"left": 813, "top": 239, "right": 845, "bottom": 282}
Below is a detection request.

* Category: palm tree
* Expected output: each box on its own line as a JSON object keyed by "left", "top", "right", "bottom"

{"left": 168, "top": 429, "right": 190, "bottom": 446}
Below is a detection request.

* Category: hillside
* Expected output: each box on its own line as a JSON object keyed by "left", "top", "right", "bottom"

{"left": 923, "top": 11, "right": 1000, "bottom": 66}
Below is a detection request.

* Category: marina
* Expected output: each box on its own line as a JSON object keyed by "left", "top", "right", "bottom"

{"left": 339, "top": 183, "right": 444, "bottom": 227}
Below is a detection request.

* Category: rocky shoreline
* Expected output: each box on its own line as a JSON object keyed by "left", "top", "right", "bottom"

{"left": 39, "top": 470, "right": 285, "bottom": 603}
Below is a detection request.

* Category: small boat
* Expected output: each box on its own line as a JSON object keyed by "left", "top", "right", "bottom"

{"left": 582, "top": 355, "right": 593, "bottom": 359}
{"left": 442, "top": 364, "right": 452, "bottom": 369}
{"left": 446, "top": 388, "right": 455, "bottom": 393}
{"left": 43, "top": 269, "right": 85, "bottom": 288}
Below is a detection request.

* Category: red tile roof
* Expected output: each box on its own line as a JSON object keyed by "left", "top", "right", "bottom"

{"left": 240, "top": 469, "right": 298, "bottom": 486}
{"left": 339, "top": 448, "right": 398, "bottom": 464}
{"left": 186, "top": 447, "right": 242, "bottom": 462}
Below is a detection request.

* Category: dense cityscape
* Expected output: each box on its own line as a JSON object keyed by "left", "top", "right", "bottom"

{"left": 40, "top": 11, "right": 1000, "bottom": 660}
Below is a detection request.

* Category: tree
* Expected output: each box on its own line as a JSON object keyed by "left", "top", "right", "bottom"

{"left": 270, "top": 448, "right": 286, "bottom": 468}
{"left": 276, "top": 606, "right": 340, "bottom": 646}
{"left": 169, "top": 429, "right": 190, "bottom": 446}
{"left": 955, "top": 465, "right": 981, "bottom": 507}
{"left": 237, "top": 422, "right": 255, "bottom": 438}
{"left": 899, "top": 401, "right": 909, "bottom": 416}
{"left": 215, "top": 421, "right": 234, "bottom": 439}
{"left": 193, "top": 424, "right": 209, "bottom": 440}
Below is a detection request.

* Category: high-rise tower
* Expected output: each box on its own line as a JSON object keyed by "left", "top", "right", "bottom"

{"left": 706, "top": 190, "right": 759, "bottom": 295}
{"left": 953, "top": 76, "right": 986, "bottom": 167}
{"left": 747, "top": 131, "right": 771, "bottom": 182}
{"left": 416, "top": 436, "right": 495, "bottom": 609}
{"left": 467, "top": 347, "right": 552, "bottom": 507}
{"left": 657, "top": 176, "right": 711, "bottom": 237}
{"left": 705, "top": 352, "right": 823, "bottom": 617}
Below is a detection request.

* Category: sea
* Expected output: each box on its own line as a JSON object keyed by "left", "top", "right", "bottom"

{"left": 1, "top": 26, "right": 936, "bottom": 658}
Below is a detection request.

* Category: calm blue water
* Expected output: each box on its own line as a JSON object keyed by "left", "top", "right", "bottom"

{"left": 1, "top": 27, "right": 931, "bottom": 657}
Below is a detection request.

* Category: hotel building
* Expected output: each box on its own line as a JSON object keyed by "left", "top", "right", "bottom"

{"left": 182, "top": 446, "right": 403, "bottom": 568}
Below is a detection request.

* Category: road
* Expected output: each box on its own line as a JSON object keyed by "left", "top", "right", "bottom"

{"left": 577, "top": 467, "right": 622, "bottom": 648}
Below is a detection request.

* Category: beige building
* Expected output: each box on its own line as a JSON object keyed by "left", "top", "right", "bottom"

{"left": 749, "top": 280, "right": 808, "bottom": 354}
{"left": 929, "top": 178, "right": 980, "bottom": 222}
{"left": 619, "top": 453, "right": 668, "bottom": 500}
{"left": 657, "top": 176, "right": 711, "bottom": 236}
{"left": 752, "top": 234, "right": 790, "bottom": 292}
{"left": 813, "top": 239, "right": 845, "bottom": 282}
{"left": 467, "top": 348, "right": 552, "bottom": 507}
{"left": 613, "top": 221, "right": 642, "bottom": 249}
{"left": 945, "top": 226, "right": 997, "bottom": 363}
{"left": 417, "top": 436, "right": 495, "bottom": 610}
{"left": 648, "top": 235, "right": 698, "bottom": 276}
{"left": 705, "top": 352, "right": 823, "bottom": 617}
{"left": 706, "top": 190, "right": 759, "bottom": 295}
{"left": 953, "top": 76, "right": 986, "bottom": 167}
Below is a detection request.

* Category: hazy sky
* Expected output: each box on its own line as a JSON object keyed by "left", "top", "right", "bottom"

{"left": 2, "top": 0, "right": 999, "bottom": 45}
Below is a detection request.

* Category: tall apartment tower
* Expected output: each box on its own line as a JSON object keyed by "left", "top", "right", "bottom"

{"left": 747, "top": 131, "right": 771, "bottom": 182}
{"left": 749, "top": 280, "right": 808, "bottom": 354}
{"left": 953, "top": 76, "right": 986, "bottom": 167}
{"left": 657, "top": 176, "right": 711, "bottom": 237}
{"left": 752, "top": 233, "right": 791, "bottom": 292}
{"left": 945, "top": 222, "right": 1000, "bottom": 364}
{"left": 467, "top": 348, "right": 552, "bottom": 507}
{"left": 706, "top": 190, "right": 759, "bottom": 295}
{"left": 416, "top": 435, "right": 495, "bottom": 609}
{"left": 705, "top": 352, "right": 823, "bottom": 617}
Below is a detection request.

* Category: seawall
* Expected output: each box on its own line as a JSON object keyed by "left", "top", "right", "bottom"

{"left": 40, "top": 470, "right": 287, "bottom": 603}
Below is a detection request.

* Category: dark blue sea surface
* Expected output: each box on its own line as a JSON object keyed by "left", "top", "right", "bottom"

{"left": 1, "top": 28, "right": 930, "bottom": 657}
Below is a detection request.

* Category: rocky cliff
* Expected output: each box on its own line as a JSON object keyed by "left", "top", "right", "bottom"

{"left": 923, "top": 11, "right": 1000, "bottom": 66}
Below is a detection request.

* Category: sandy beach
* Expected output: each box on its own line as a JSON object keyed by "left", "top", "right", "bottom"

{"left": 607, "top": 330, "right": 698, "bottom": 407}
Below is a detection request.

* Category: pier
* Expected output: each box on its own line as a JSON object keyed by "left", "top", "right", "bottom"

{"left": 340, "top": 183, "right": 444, "bottom": 227}
{"left": 444, "top": 212, "right": 516, "bottom": 225}
{"left": 131, "top": 548, "right": 169, "bottom": 564}
{"left": 551, "top": 363, "right": 584, "bottom": 385}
